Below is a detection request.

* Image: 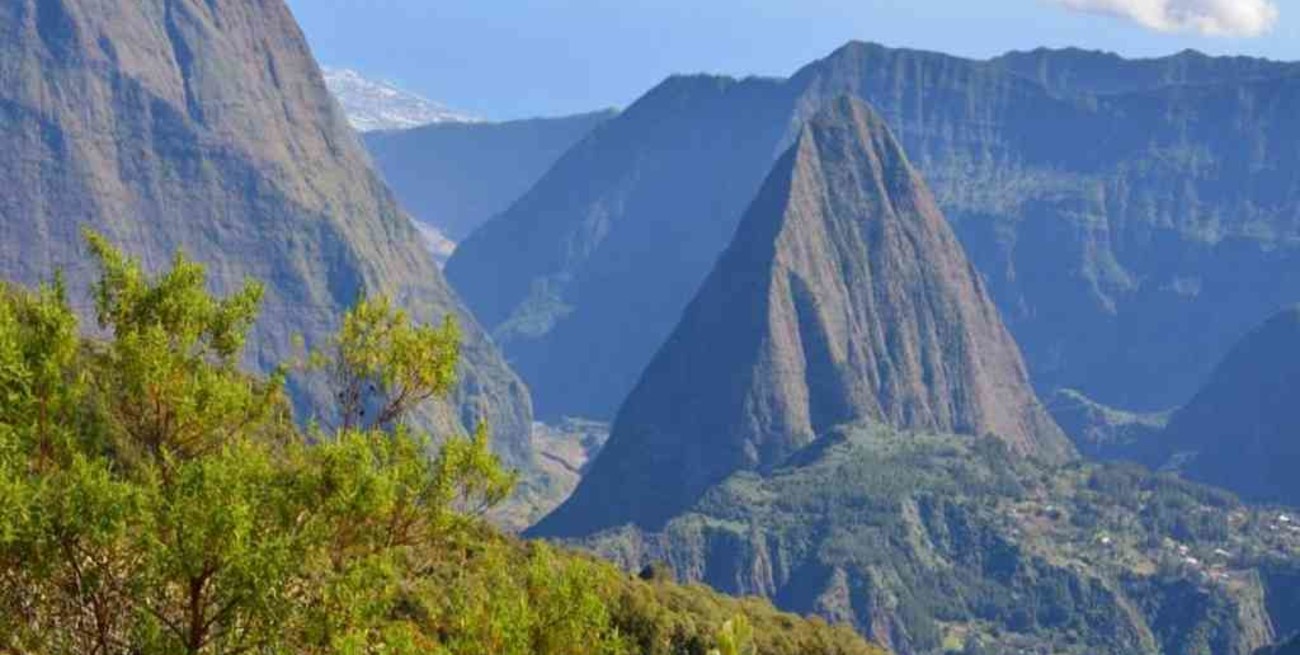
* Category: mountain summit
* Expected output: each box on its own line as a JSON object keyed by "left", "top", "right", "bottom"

{"left": 535, "top": 97, "right": 1070, "bottom": 535}
{"left": 0, "top": 0, "right": 532, "bottom": 466}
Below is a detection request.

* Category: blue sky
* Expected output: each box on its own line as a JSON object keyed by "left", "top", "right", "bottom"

{"left": 286, "top": 0, "right": 1296, "bottom": 121}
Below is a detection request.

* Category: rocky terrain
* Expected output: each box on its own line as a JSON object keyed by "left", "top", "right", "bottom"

{"left": 493, "top": 418, "right": 611, "bottom": 531}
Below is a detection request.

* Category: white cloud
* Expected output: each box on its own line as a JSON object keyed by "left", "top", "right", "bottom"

{"left": 1048, "top": 0, "right": 1280, "bottom": 36}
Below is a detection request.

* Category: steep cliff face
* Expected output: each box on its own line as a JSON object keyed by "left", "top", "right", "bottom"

{"left": 534, "top": 98, "right": 1069, "bottom": 536}
{"left": 0, "top": 0, "right": 532, "bottom": 466}
{"left": 447, "top": 41, "right": 1300, "bottom": 421}
{"left": 1162, "top": 307, "right": 1300, "bottom": 506}
{"left": 991, "top": 47, "right": 1297, "bottom": 97}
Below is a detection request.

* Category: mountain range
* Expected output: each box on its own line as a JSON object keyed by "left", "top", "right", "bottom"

{"left": 0, "top": 0, "right": 533, "bottom": 467}
{"left": 447, "top": 42, "right": 1300, "bottom": 426}
{"left": 1049, "top": 305, "right": 1300, "bottom": 507}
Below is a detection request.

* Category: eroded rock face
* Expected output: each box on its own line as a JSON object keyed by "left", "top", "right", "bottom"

{"left": 534, "top": 97, "right": 1070, "bottom": 536}
{"left": 0, "top": 0, "right": 532, "bottom": 466}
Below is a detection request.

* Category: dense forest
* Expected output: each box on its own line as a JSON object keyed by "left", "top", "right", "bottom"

{"left": 0, "top": 234, "right": 880, "bottom": 655}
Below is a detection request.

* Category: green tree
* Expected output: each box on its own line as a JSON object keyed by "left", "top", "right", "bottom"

{"left": 0, "top": 234, "right": 882, "bottom": 655}
{"left": 313, "top": 294, "right": 460, "bottom": 432}
{"left": 711, "top": 615, "right": 756, "bottom": 655}
{"left": 0, "top": 234, "right": 517, "bottom": 654}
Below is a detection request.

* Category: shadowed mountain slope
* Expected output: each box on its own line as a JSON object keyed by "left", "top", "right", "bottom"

{"left": 1162, "top": 307, "right": 1300, "bottom": 506}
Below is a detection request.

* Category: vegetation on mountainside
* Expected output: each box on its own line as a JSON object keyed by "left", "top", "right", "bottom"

{"left": 0, "top": 235, "right": 880, "bottom": 655}
{"left": 1045, "top": 389, "right": 1168, "bottom": 462}
{"left": 583, "top": 426, "right": 1300, "bottom": 655}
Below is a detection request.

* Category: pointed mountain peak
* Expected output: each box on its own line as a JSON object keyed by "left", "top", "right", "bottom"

{"left": 533, "top": 97, "right": 1071, "bottom": 537}
{"left": 802, "top": 93, "right": 900, "bottom": 149}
